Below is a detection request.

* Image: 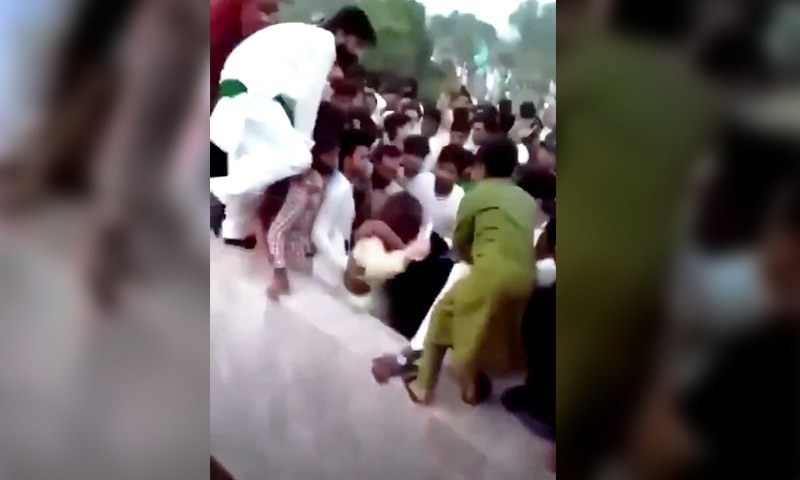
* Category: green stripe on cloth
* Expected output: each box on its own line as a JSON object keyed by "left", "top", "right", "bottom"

{"left": 218, "top": 79, "right": 247, "bottom": 99}
{"left": 217, "top": 79, "right": 296, "bottom": 127}
{"left": 274, "top": 94, "right": 296, "bottom": 127}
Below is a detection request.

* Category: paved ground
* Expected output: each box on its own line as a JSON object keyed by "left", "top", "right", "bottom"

{"left": 210, "top": 235, "right": 553, "bottom": 480}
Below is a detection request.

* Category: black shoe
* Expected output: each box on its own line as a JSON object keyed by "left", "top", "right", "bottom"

{"left": 223, "top": 236, "right": 257, "bottom": 250}
{"left": 501, "top": 385, "right": 528, "bottom": 413}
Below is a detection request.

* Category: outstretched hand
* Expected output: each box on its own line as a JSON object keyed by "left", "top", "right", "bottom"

{"left": 354, "top": 220, "right": 406, "bottom": 251}
{"left": 404, "top": 236, "right": 430, "bottom": 262}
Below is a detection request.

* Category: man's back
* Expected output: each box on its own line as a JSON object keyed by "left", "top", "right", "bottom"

{"left": 455, "top": 179, "right": 536, "bottom": 269}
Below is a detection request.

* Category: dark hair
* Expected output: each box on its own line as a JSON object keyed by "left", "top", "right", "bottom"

{"left": 339, "top": 129, "right": 374, "bottom": 168}
{"left": 312, "top": 135, "right": 340, "bottom": 159}
{"left": 422, "top": 106, "right": 442, "bottom": 125}
{"left": 451, "top": 108, "right": 472, "bottom": 134}
{"left": 335, "top": 44, "right": 358, "bottom": 73}
{"left": 500, "top": 113, "right": 516, "bottom": 135}
{"left": 403, "top": 135, "right": 430, "bottom": 159}
{"left": 402, "top": 78, "right": 418, "bottom": 99}
{"left": 473, "top": 110, "right": 500, "bottom": 134}
{"left": 438, "top": 144, "right": 475, "bottom": 177}
{"left": 520, "top": 101, "right": 537, "bottom": 120}
{"left": 330, "top": 77, "right": 360, "bottom": 99}
{"left": 324, "top": 6, "right": 377, "bottom": 46}
{"left": 542, "top": 131, "right": 556, "bottom": 155}
{"left": 347, "top": 109, "right": 378, "bottom": 141}
{"left": 401, "top": 99, "right": 422, "bottom": 118}
{"left": 314, "top": 101, "right": 347, "bottom": 144}
{"left": 382, "top": 77, "right": 405, "bottom": 95}
{"left": 372, "top": 144, "right": 402, "bottom": 164}
{"left": 379, "top": 192, "right": 423, "bottom": 244}
{"left": 383, "top": 112, "right": 411, "bottom": 141}
{"left": 477, "top": 138, "right": 519, "bottom": 178}
{"left": 516, "top": 164, "right": 556, "bottom": 200}
{"left": 499, "top": 99, "right": 513, "bottom": 116}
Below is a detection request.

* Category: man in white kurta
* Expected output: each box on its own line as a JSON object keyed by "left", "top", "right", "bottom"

{"left": 210, "top": 22, "right": 337, "bottom": 244}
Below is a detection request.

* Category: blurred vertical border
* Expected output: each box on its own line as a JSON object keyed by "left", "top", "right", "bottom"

{"left": 0, "top": 0, "right": 210, "bottom": 478}
{"left": 557, "top": 0, "right": 798, "bottom": 478}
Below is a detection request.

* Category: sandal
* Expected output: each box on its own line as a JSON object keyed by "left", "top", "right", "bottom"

{"left": 402, "top": 378, "right": 432, "bottom": 405}
{"left": 370, "top": 351, "right": 420, "bottom": 384}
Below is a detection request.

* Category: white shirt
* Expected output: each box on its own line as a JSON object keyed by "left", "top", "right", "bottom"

{"left": 517, "top": 143, "right": 530, "bottom": 165}
{"left": 401, "top": 171, "right": 441, "bottom": 229}
{"left": 423, "top": 130, "right": 450, "bottom": 172}
{"left": 312, "top": 171, "right": 355, "bottom": 288}
{"left": 430, "top": 184, "right": 464, "bottom": 243}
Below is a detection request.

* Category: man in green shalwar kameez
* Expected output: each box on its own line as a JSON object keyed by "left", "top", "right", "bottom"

{"left": 406, "top": 138, "right": 537, "bottom": 405}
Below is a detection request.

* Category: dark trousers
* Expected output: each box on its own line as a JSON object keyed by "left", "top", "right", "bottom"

{"left": 522, "top": 284, "right": 556, "bottom": 428}
{"left": 211, "top": 141, "right": 227, "bottom": 178}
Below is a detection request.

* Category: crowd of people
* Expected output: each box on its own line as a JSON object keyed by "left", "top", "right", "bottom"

{"left": 209, "top": 4, "right": 557, "bottom": 441}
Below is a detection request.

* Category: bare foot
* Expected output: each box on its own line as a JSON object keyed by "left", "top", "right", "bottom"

{"left": 460, "top": 373, "right": 492, "bottom": 406}
{"left": 266, "top": 282, "right": 289, "bottom": 301}
{"left": 267, "top": 269, "right": 290, "bottom": 301}
{"left": 404, "top": 379, "right": 433, "bottom": 405}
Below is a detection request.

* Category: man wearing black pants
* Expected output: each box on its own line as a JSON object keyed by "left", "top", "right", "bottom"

{"left": 502, "top": 218, "right": 556, "bottom": 440}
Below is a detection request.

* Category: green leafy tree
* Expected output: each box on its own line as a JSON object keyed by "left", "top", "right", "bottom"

{"left": 508, "top": 0, "right": 556, "bottom": 82}
{"left": 429, "top": 12, "right": 499, "bottom": 72}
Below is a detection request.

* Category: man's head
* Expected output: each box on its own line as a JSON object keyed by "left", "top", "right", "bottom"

{"left": 536, "top": 131, "right": 556, "bottom": 171}
{"left": 520, "top": 117, "right": 544, "bottom": 150}
{"left": 473, "top": 138, "right": 519, "bottom": 181}
{"left": 500, "top": 112, "right": 516, "bottom": 137}
{"left": 451, "top": 86, "right": 472, "bottom": 109}
{"left": 311, "top": 135, "right": 340, "bottom": 177}
{"left": 324, "top": 6, "right": 377, "bottom": 57}
{"left": 516, "top": 163, "right": 557, "bottom": 219}
{"left": 347, "top": 110, "right": 378, "bottom": 142}
{"left": 383, "top": 112, "right": 412, "bottom": 145}
{"left": 364, "top": 90, "right": 378, "bottom": 114}
{"left": 400, "top": 99, "right": 422, "bottom": 129}
{"left": 339, "top": 129, "right": 373, "bottom": 179}
{"left": 382, "top": 80, "right": 405, "bottom": 111}
{"left": 761, "top": 173, "right": 800, "bottom": 314}
{"left": 450, "top": 107, "right": 472, "bottom": 146}
{"left": 472, "top": 110, "right": 501, "bottom": 147}
{"left": 372, "top": 144, "right": 403, "bottom": 183}
{"left": 329, "top": 78, "right": 360, "bottom": 112}
{"left": 240, "top": 0, "right": 280, "bottom": 37}
{"left": 434, "top": 145, "right": 473, "bottom": 195}
{"left": 402, "top": 135, "right": 430, "bottom": 179}
{"left": 520, "top": 101, "right": 537, "bottom": 121}
{"left": 379, "top": 192, "right": 424, "bottom": 245}
{"left": 421, "top": 106, "right": 442, "bottom": 138}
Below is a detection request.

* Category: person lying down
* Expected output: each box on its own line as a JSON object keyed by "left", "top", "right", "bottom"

{"left": 343, "top": 192, "right": 431, "bottom": 315}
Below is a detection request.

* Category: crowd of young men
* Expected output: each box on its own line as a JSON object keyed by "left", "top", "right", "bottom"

{"left": 210, "top": 3, "right": 557, "bottom": 441}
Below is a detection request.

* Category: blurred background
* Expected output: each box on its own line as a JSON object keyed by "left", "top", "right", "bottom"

{"left": 556, "top": 0, "right": 799, "bottom": 478}
{"left": 279, "top": 0, "right": 556, "bottom": 106}
{"left": 0, "top": 0, "right": 797, "bottom": 478}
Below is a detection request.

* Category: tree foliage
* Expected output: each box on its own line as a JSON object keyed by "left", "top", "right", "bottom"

{"left": 279, "top": 0, "right": 445, "bottom": 102}
{"left": 508, "top": 0, "right": 556, "bottom": 83}
{"left": 276, "top": 0, "right": 555, "bottom": 102}
{"left": 429, "top": 12, "right": 499, "bottom": 71}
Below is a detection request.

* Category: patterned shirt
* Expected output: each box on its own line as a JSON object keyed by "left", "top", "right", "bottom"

{"left": 266, "top": 170, "right": 324, "bottom": 270}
